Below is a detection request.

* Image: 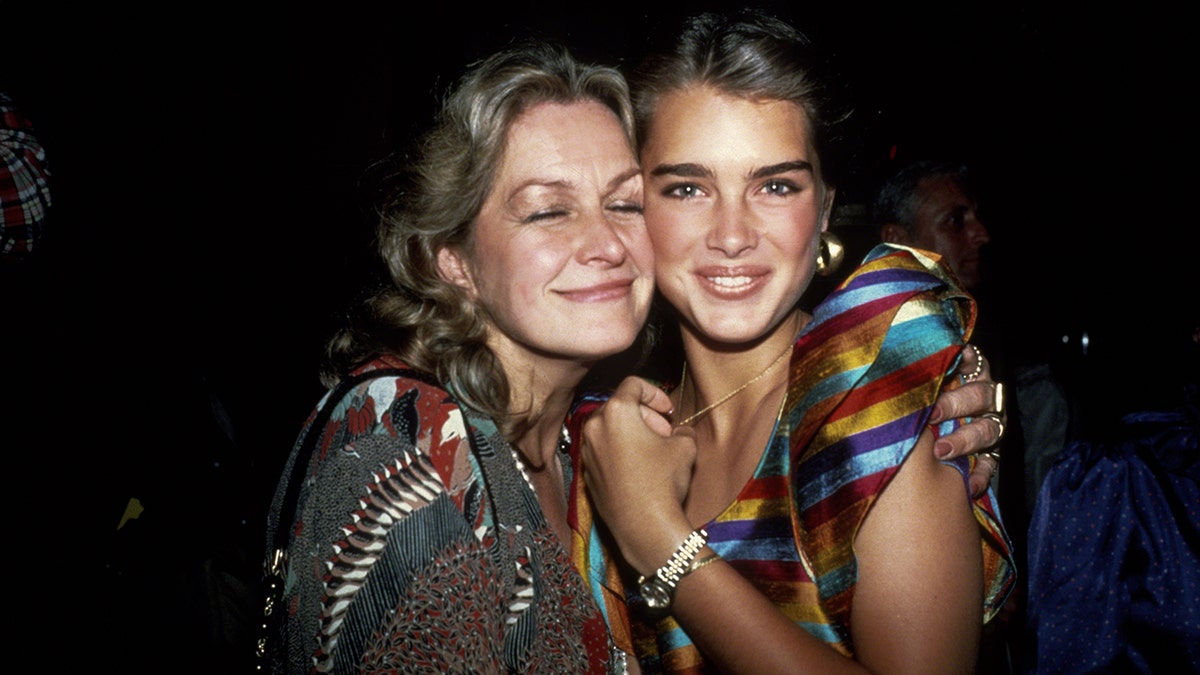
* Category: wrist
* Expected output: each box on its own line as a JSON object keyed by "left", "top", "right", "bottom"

{"left": 636, "top": 528, "right": 709, "bottom": 610}
{"left": 623, "top": 515, "right": 695, "bottom": 576}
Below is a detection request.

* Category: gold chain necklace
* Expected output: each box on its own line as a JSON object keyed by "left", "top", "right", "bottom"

{"left": 674, "top": 341, "right": 793, "bottom": 428}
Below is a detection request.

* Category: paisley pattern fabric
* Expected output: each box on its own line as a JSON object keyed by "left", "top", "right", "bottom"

{"left": 265, "top": 355, "right": 616, "bottom": 674}
{"left": 569, "top": 244, "right": 1015, "bottom": 672}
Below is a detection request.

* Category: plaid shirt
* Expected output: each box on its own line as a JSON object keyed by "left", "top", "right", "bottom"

{"left": 1, "top": 92, "right": 51, "bottom": 261}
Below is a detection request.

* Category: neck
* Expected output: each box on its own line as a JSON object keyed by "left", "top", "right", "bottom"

{"left": 675, "top": 310, "right": 806, "bottom": 429}
{"left": 495, "top": 347, "right": 588, "bottom": 469}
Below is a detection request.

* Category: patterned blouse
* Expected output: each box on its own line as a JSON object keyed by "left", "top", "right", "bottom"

{"left": 569, "top": 244, "right": 1016, "bottom": 672}
{"left": 265, "top": 355, "right": 618, "bottom": 674}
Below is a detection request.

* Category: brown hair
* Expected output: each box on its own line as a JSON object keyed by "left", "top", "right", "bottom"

{"left": 630, "top": 8, "right": 852, "bottom": 187}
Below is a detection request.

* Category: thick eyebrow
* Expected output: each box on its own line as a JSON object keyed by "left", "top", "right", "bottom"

{"left": 649, "top": 160, "right": 814, "bottom": 181}
{"left": 748, "top": 160, "right": 813, "bottom": 180}
{"left": 649, "top": 162, "right": 712, "bottom": 179}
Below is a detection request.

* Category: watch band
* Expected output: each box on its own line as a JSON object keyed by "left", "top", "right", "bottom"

{"left": 637, "top": 528, "right": 708, "bottom": 609}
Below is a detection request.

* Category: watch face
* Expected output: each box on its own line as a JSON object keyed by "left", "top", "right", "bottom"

{"left": 640, "top": 578, "right": 673, "bottom": 609}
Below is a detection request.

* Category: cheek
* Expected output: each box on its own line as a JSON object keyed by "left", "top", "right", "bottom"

{"left": 645, "top": 203, "right": 696, "bottom": 260}
{"left": 773, "top": 207, "right": 824, "bottom": 293}
{"left": 625, "top": 226, "right": 656, "bottom": 275}
{"left": 799, "top": 216, "right": 823, "bottom": 255}
{"left": 476, "top": 242, "right": 555, "bottom": 304}
{"left": 517, "top": 246, "right": 565, "bottom": 289}
{"left": 796, "top": 199, "right": 826, "bottom": 240}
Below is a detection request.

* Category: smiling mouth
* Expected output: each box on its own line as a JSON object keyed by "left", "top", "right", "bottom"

{"left": 558, "top": 279, "right": 635, "bottom": 302}
{"left": 708, "top": 275, "right": 756, "bottom": 290}
{"left": 697, "top": 268, "right": 767, "bottom": 297}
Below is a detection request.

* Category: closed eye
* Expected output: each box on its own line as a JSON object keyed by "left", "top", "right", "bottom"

{"left": 608, "top": 201, "right": 644, "bottom": 214}
{"left": 524, "top": 209, "right": 569, "bottom": 224}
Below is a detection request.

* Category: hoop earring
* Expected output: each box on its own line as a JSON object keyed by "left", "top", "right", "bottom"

{"left": 815, "top": 231, "right": 845, "bottom": 277}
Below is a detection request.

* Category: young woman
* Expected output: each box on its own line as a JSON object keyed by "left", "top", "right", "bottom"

{"left": 573, "top": 10, "right": 1014, "bottom": 674}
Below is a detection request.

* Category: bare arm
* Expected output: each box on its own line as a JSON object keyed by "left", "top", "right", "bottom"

{"left": 582, "top": 378, "right": 860, "bottom": 673}
{"left": 650, "top": 431, "right": 983, "bottom": 675}
{"left": 580, "top": 376, "right": 696, "bottom": 575}
{"left": 851, "top": 429, "right": 984, "bottom": 673}
{"left": 583, "top": 382, "right": 984, "bottom": 674}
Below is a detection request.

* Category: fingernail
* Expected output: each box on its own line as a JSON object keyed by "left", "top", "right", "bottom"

{"left": 970, "top": 477, "right": 986, "bottom": 497}
{"left": 929, "top": 404, "right": 943, "bottom": 423}
{"left": 935, "top": 439, "right": 953, "bottom": 459}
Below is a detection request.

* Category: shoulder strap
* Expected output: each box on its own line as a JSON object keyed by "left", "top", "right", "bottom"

{"left": 272, "top": 367, "right": 425, "bottom": 551}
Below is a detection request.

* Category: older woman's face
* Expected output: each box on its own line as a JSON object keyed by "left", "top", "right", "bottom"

{"left": 641, "top": 86, "right": 834, "bottom": 345}
{"left": 445, "top": 99, "right": 654, "bottom": 365}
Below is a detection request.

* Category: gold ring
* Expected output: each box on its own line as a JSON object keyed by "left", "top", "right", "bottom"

{"left": 980, "top": 450, "right": 1001, "bottom": 465}
{"left": 979, "top": 412, "right": 1006, "bottom": 443}
{"left": 992, "top": 382, "right": 1007, "bottom": 417}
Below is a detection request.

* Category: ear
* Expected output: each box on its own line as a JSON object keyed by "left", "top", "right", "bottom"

{"left": 879, "top": 223, "right": 911, "bottom": 245}
{"left": 436, "top": 246, "right": 477, "bottom": 298}
{"left": 819, "top": 186, "right": 837, "bottom": 232}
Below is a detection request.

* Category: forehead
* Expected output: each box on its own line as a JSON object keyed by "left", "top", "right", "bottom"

{"left": 643, "top": 86, "right": 817, "bottom": 165}
{"left": 916, "top": 175, "right": 973, "bottom": 210}
{"left": 499, "top": 99, "right": 633, "bottom": 175}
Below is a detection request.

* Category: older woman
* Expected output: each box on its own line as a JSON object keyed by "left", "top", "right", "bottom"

{"left": 574, "top": 10, "right": 1014, "bottom": 674}
{"left": 261, "top": 42, "right": 653, "bottom": 673}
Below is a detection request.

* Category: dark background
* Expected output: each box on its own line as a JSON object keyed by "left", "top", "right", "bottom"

{"left": 3, "top": 2, "right": 1194, "bottom": 671}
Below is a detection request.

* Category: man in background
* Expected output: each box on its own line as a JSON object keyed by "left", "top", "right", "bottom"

{"left": 874, "top": 159, "right": 989, "bottom": 291}
{"left": 873, "top": 158, "right": 1071, "bottom": 675}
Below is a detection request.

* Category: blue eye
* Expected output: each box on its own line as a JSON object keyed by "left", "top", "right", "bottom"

{"left": 763, "top": 180, "right": 797, "bottom": 195}
{"left": 664, "top": 183, "right": 702, "bottom": 199}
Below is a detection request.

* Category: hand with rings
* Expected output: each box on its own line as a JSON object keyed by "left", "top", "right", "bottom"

{"left": 928, "top": 343, "right": 1009, "bottom": 497}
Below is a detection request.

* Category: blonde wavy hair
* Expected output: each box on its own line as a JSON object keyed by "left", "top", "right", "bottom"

{"left": 324, "top": 40, "right": 637, "bottom": 438}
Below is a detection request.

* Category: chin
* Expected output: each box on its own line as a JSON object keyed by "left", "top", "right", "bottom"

{"left": 569, "top": 328, "right": 641, "bottom": 360}
{"left": 696, "top": 321, "right": 772, "bottom": 347}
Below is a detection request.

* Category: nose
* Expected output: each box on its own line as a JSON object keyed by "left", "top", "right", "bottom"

{"left": 966, "top": 214, "right": 990, "bottom": 247}
{"left": 579, "top": 210, "right": 631, "bottom": 266}
{"left": 708, "top": 198, "right": 757, "bottom": 257}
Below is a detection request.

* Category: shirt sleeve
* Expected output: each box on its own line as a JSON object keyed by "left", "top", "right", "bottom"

{"left": 788, "top": 244, "right": 1014, "bottom": 624}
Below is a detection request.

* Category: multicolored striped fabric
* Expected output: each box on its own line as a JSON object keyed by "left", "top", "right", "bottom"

{"left": 569, "top": 244, "right": 1016, "bottom": 672}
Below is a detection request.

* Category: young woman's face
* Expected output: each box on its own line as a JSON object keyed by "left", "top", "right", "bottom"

{"left": 641, "top": 86, "right": 834, "bottom": 346}
{"left": 442, "top": 99, "right": 654, "bottom": 365}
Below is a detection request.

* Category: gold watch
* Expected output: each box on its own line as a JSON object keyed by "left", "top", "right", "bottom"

{"left": 636, "top": 529, "right": 708, "bottom": 610}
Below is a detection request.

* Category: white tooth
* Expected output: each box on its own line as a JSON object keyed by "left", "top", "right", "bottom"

{"left": 711, "top": 276, "right": 752, "bottom": 287}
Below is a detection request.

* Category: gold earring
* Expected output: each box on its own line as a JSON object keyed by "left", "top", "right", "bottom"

{"left": 815, "top": 231, "right": 845, "bottom": 277}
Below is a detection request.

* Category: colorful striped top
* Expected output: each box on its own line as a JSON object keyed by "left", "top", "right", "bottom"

{"left": 568, "top": 244, "right": 1016, "bottom": 672}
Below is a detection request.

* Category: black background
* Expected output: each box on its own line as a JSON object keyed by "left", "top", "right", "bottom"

{"left": 3, "top": 2, "right": 1194, "bottom": 671}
